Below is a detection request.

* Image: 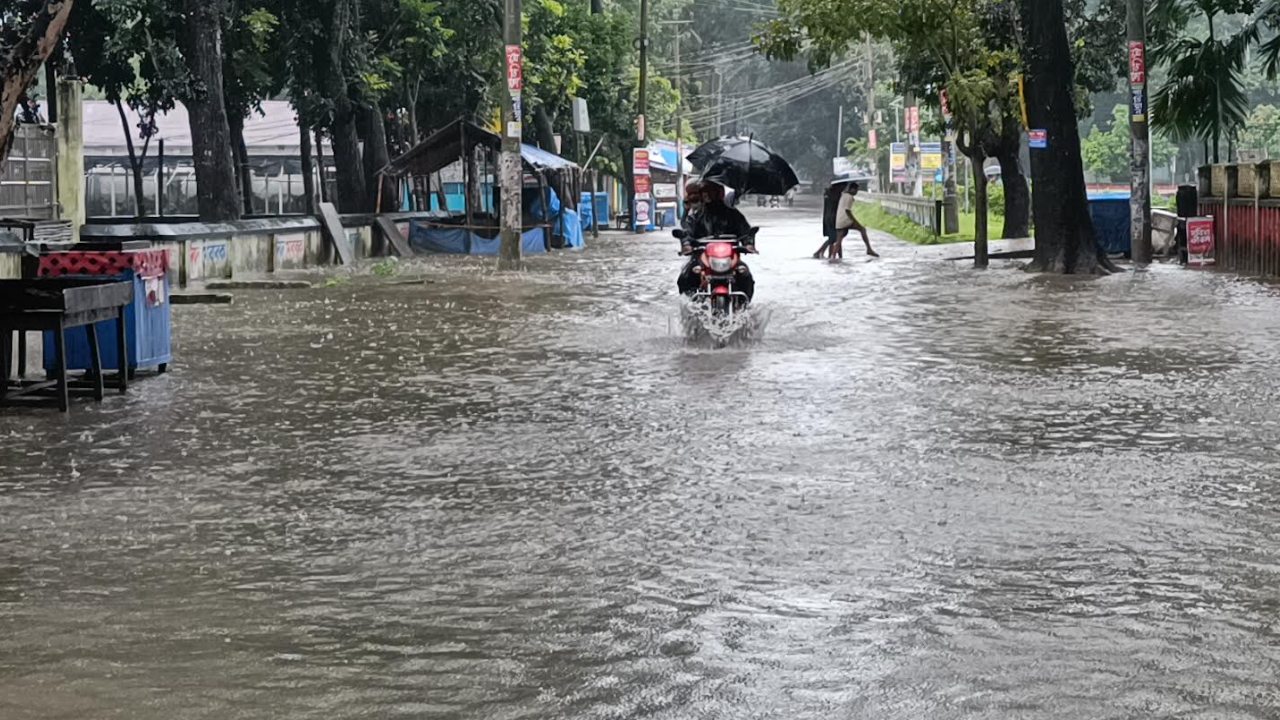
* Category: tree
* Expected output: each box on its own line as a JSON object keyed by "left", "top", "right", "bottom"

{"left": 66, "top": 0, "right": 184, "bottom": 217}
{"left": 223, "top": 2, "right": 281, "bottom": 215}
{"left": 523, "top": 0, "right": 586, "bottom": 151}
{"left": 0, "top": 0, "right": 75, "bottom": 164}
{"left": 1239, "top": 103, "right": 1280, "bottom": 157}
{"left": 178, "top": 0, "right": 241, "bottom": 221}
{"left": 757, "top": 0, "right": 1014, "bottom": 264}
{"left": 1083, "top": 104, "right": 1179, "bottom": 179}
{"left": 1018, "top": 0, "right": 1114, "bottom": 274}
{"left": 1151, "top": 0, "right": 1261, "bottom": 163}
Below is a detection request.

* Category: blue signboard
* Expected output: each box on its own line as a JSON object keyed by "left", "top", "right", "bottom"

{"left": 1029, "top": 129, "right": 1048, "bottom": 149}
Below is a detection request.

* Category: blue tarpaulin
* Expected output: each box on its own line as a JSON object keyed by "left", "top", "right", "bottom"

{"left": 1089, "top": 192, "right": 1131, "bottom": 254}
{"left": 531, "top": 187, "right": 584, "bottom": 249}
{"left": 407, "top": 223, "right": 547, "bottom": 255}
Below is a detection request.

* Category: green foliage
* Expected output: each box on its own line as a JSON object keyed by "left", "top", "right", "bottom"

{"left": 1239, "top": 103, "right": 1280, "bottom": 157}
{"left": 1151, "top": 0, "right": 1262, "bottom": 159}
{"left": 1082, "top": 104, "right": 1179, "bottom": 179}
{"left": 371, "top": 256, "right": 400, "bottom": 276}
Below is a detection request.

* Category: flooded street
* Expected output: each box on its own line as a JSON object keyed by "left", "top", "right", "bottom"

{"left": 7, "top": 206, "right": 1280, "bottom": 718}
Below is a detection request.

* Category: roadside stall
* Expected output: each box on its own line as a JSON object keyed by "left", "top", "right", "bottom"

{"left": 380, "top": 119, "right": 584, "bottom": 254}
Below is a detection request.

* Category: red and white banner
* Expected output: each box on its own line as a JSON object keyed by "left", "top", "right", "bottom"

{"left": 505, "top": 45, "right": 523, "bottom": 92}
{"left": 907, "top": 106, "right": 920, "bottom": 134}
{"left": 633, "top": 148, "right": 650, "bottom": 175}
{"left": 1187, "top": 216, "right": 1215, "bottom": 266}
{"left": 868, "top": 129, "right": 877, "bottom": 150}
{"left": 1128, "top": 41, "right": 1145, "bottom": 85}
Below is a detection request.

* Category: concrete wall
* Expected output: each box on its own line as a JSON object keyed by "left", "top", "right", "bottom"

{"left": 76, "top": 212, "right": 434, "bottom": 287}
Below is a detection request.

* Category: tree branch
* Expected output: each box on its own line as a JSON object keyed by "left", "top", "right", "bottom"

{"left": 0, "top": 0, "right": 76, "bottom": 163}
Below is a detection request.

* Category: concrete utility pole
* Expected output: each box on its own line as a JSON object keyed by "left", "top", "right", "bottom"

{"left": 637, "top": 0, "right": 649, "bottom": 143}
{"left": 659, "top": 19, "right": 694, "bottom": 218}
{"left": 631, "top": 0, "right": 649, "bottom": 231}
{"left": 498, "top": 0, "right": 523, "bottom": 270}
{"left": 836, "top": 105, "right": 844, "bottom": 159}
{"left": 1128, "top": 0, "right": 1153, "bottom": 265}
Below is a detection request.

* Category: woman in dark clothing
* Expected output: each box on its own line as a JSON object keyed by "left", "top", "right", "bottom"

{"left": 814, "top": 183, "right": 843, "bottom": 259}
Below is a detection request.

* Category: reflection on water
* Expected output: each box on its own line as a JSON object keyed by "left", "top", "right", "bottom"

{"left": 5, "top": 208, "right": 1280, "bottom": 719}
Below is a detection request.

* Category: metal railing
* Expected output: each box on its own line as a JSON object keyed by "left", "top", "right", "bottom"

{"left": 860, "top": 192, "right": 941, "bottom": 235}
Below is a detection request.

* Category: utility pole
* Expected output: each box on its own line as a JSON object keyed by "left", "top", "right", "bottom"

{"left": 1128, "top": 0, "right": 1153, "bottom": 265}
{"left": 498, "top": 0, "right": 523, "bottom": 270}
{"left": 865, "top": 34, "right": 875, "bottom": 188}
{"left": 836, "top": 106, "right": 844, "bottom": 159}
{"left": 631, "top": 0, "right": 650, "bottom": 232}
{"left": 659, "top": 19, "right": 694, "bottom": 218}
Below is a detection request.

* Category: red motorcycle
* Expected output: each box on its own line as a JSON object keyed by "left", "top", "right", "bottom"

{"left": 674, "top": 227, "right": 758, "bottom": 318}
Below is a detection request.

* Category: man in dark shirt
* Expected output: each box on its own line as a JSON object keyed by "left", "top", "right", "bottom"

{"left": 677, "top": 181, "right": 756, "bottom": 300}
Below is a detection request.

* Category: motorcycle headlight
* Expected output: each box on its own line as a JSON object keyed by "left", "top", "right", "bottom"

{"left": 708, "top": 256, "right": 733, "bottom": 273}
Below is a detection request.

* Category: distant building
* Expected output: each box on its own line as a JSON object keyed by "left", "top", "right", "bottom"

{"left": 82, "top": 100, "right": 335, "bottom": 217}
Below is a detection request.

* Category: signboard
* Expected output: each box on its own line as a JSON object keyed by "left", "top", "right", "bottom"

{"left": 907, "top": 106, "right": 920, "bottom": 133}
{"left": 940, "top": 88, "right": 951, "bottom": 118}
{"left": 571, "top": 97, "right": 590, "bottom": 133}
{"left": 635, "top": 199, "right": 652, "bottom": 226}
{"left": 1187, "top": 216, "right": 1216, "bottom": 266}
{"left": 833, "top": 157, "right": 856, "bottom": 176}
{"left": 1128, "top": 41, "right": 1146, "bottom": 85}
{"left": 654, "top": 182, "right": 677, "bottom": 200}
{"left": 892, "top": 172, "right": 908, "bottom": 184}
{"left": 505, "top": 45, "right": 523, "bottom": 91}
{"left": 868, "top": 129, "right": 877, "bottom": 150}
{"left": 920, "top": 142, "right": 943, "bottom": 170}
{"left": 908, "top": 132, "right": 919, "bottom": 149}
{"left": 890, "top": 142, "right": 907, "bottom": 171}
{"left": 1130, "top": 88, "right": 1146, "bottom": 123}
{"left": 633, "top": 148, "right": 651, "bottom": 230}
{"left": 1029, "top": 129, "right": 1048, "bottom": 149}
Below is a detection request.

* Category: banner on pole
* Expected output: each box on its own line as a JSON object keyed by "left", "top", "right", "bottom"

{"left": 890, "top": 142, "right": 907, "bottom": 171}
{"left": 920, "top": 142, "right": 943, "bottom": 170}
{"left": 505, "top": 45, "right": 523, "bottom": 92}
{"left": 1029, "top": 129, "right": 1047, "bottom": 149}
{"left": 1129, "top": 41, "right": 1146, "bottom": 85}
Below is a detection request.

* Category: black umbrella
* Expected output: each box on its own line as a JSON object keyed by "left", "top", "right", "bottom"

{"left": 688, "top": 136, "right": 800, "bottom": 199}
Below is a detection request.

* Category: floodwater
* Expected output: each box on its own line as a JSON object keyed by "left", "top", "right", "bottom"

{"left": 5, "top": 207, "right": 1280, "bottom": 719}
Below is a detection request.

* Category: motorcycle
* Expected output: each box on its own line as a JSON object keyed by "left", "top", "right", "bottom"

{"left": 674, "top": 227, "right": 758, "bottom": 330}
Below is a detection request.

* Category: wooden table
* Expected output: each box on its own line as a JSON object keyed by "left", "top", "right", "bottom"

{"left": 0, "top": 279, "right": 132, "bottom": 412}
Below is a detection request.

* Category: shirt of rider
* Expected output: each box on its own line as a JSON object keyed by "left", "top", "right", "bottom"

{"left": 835, "top": 191, "right": 858, "bottom": 230}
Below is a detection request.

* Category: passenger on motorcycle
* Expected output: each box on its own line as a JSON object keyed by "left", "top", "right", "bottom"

{"left": 677, "top": 181, "right": 756, "bottom": 301}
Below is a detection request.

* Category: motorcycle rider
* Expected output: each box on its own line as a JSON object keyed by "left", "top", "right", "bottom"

{"left": 677, "top": 181, "right": 756, "bottom": 301}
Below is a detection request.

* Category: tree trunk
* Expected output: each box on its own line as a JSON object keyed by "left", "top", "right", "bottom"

{"left": 534, "top": 106, "right": 557, "bottom": 153}
{"left": 1019, "top": 0, "right": 1109, "bottom": 274}
{"left": 971, "top": 147, "right": 989, "bottom": 269}
{"left": 0, "top": 0, "right": 75, "bottom": 164}
{"left": 181, "top": 0, "right": 241, "bottom": 222}
{"left": 325, "top": 0, "right": 366, "bottom": 213}
{"left": 300, "top": 122, "right": 317, "bottom": 214}
{"left": 229, "top": 113, "right": 255, "bottom": 216}
{"left": 114, "top": 99, "right": 148, "bottom": 218}
{"left": 996, "top": 125, "right": 1031, "bottom": 239}
{"left": 360, "top": 102, "right": 394, "bottom": 212}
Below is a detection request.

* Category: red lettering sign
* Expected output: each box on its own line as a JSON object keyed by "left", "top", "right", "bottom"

{"left": 634, "top": 175, "right": 651, "bottom": 197}
{"left": 505, "top": 45, "right": 523, "bottom": 92}
{"left": 1129, "top": 41, "right": 1145, "bottom": 85}
{"left": 1187, "top": 217, "right": 1215, "bottom": 266}
{"left": 940, "top": 89, "right": 951, "bottom": 118}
